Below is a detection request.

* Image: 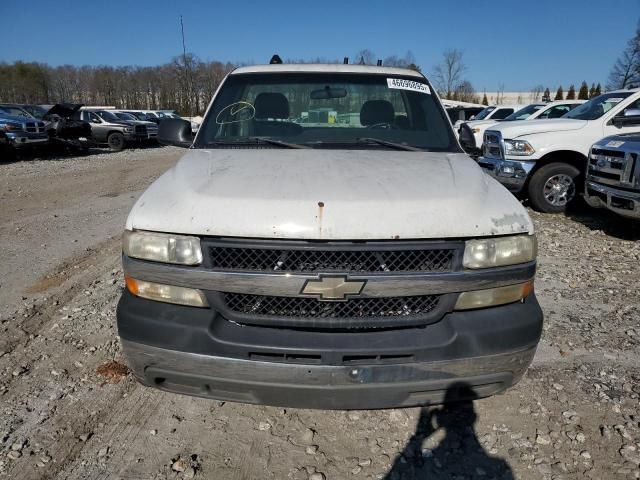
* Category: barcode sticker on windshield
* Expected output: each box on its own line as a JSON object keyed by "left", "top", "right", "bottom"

{"left": 387, "top": 78, "right": 431, "bottom": 94}
{"left": 606, "top": 140, "right": 625, "bottom": 147}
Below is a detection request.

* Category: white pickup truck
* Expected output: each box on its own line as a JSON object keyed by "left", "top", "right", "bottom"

{"left": 478, "top": 89, "right": 640, "bottom": 212}
{"left": 116, "top": 62, "right": 542, "bottom": 409}
{"left": 459, "top": 100, "right": 584, "bottom": 157}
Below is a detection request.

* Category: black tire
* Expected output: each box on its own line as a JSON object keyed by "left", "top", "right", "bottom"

{"left": 528, "top": 162, "right": 580, "bottom": 213}
{"left": 107, "top": 132, "right": 125, "bottom": 152}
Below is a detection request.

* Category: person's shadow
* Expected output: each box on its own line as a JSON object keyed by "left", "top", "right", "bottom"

{"left": 384, "top": 382, "right": 514, "bottom": 480}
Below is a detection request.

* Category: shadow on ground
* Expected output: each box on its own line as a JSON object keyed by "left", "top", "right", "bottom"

{"left": 564, "top": 200, "right": 640, "bottom": 241}
{"left": 384, "top": 383, "right": 514, "bottom": 480}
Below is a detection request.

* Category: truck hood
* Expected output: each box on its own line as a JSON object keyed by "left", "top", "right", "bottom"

{"left": 489, "top": 118, "right": 587, "bottom": 138}
{"left": 126, "top": 149, "right": 533, "bottom": 239}
{"left": 465, "top": 119, "right": 500, "bottom": 128}
{"left": 45, "top": 103, "right": 83, "bottom": 118}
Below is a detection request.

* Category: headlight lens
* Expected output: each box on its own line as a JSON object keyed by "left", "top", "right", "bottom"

{"left": 3, "top": 122, "right": 23, "bottom": 131}
{"left": 124, "top": 127, "right": 133, "bottom": 133}
{"left": 463, "top": 234, "right": 537, "bottom": 269}
{"left": 504, "top": 139, "right": 535, "bottom": 156}
{"left": 123, "top": 230, "right": 203, "bottom": 265}
{"left": 125, "top": 275, "right": 208, "bottom": 307}
{"left": 455, "top": 281, "right": 534, "bottom": 310}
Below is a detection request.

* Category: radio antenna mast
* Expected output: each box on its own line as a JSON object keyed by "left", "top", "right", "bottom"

{"left": 180, "top": 15, "right": 192, "bottom": 117}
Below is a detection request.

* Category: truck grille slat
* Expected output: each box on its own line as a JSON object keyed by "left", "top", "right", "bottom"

{"left": 208, "top": 246, "right": 456, "bottom": 273}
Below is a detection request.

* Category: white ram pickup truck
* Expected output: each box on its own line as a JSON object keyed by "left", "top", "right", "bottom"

{"left": 116, "top": 62, "right": 542, "bottom": 409}
{"left": 478, "top": 89, "right": 640, "bottom": 212}
{"left": 459, "top": 100, "right": 584, "bottom": 157}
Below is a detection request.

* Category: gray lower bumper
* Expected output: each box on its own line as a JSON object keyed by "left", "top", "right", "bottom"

{"left": 584, "top": 181, "right": 640, "bottom": 219}
{"left": 477, "top": 156, "right": 536, "bottom": 192}
{"left": 121, "top": 340, "right": 536, "bottom": 409}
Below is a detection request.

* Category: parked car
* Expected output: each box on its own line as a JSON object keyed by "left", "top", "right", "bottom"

{"left": 112, "top": 112, "right": 159, "bottom": 142}
{"left": 459, "top": 100, "right": 585, "bottom": 157}
{"left": 584, "top": 134, "right": 640, "bottom": 219}
{"left": 0, "top": 106, "right": 48, "bottom": 159}
{"left": 73, "top": 109, "right": 151, "bottom": 151}
{"left": 456, "top": 104, "right": 525, "bottom": 129}
{"left": 116, "top": 62, "right": 542, "bottom": 409}
{"left": 478, "top": 89, "right": 640, "bottom": 213}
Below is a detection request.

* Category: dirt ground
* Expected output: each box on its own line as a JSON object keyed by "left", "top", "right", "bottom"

{"left": 0, "top": 147, "right": 639, "bottom": 480}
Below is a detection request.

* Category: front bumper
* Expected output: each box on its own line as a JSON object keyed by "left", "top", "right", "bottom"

{"left": 584, "top": 181, "right": 640, "bottom": 219}
{"left": 477, "top": 156, "right": 536, "bottom": 192}
{"left": 117, "top": 291, "right": 543, "bottom": 409}
{"left": 6, "top": 132, "right": 49, "bottom": 147}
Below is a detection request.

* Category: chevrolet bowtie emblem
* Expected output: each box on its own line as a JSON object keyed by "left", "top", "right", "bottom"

{"left": 301, "top": 275, "right": 366, "bottom": 301}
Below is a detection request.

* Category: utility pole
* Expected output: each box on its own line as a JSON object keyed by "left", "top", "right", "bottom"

{"left": 180, "top": 15, "right": 192, "bottom": 117}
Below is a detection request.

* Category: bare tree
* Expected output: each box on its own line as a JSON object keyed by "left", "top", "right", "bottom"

{"left": 355, "top": 49, "right": 376, "bottom": 65}
{"left": 607, "top": 23, "right": 640, "bottom": 89}
{"left": 530, "top": 85, "right": 544, "bottom": 102}
{"left": 453, "top": 81, "right": 478, "bottom": 103}
{"left": 432, "top": 49, "right": 466, "bottom": 99}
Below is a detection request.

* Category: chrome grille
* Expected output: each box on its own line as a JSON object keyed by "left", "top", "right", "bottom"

{"left": 588, "top": 148, "right": 637, "bottom": 187}
{"left": 207, "top": 243, "right": 457, "bottom": 273}
{"left": 24, "top": 122, "right": 46, "bottom": 133}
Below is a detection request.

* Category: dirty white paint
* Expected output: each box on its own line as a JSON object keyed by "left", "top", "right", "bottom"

{"left": 126, "top": 149, "right": 532, "bottom": 240}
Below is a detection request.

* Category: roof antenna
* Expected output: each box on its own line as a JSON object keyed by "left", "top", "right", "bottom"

{"left": 376, "top": 59, "right": 382, "bottom": 66}
{"left": 270, "top": 54, "right": 283, "bottom": 64}
{"left": 359, "top": 56, "right": 365, "bottom": 65}
{"left": 343, "top": 57, "right": 349, "bottom": 64}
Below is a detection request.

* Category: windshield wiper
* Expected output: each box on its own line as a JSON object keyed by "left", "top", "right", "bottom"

{"left": 355, "top": 137, "right": 424, "bottom": 151}
{"left": 207, "top": 137, "right": 308, "bottom": 149}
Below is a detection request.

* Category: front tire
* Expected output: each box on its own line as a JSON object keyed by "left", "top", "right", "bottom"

{"left": 528, "top": 162, "right": 580, "bottom": 213}
{"left": 107, "top": 132, "right": 125, "bottom": 152}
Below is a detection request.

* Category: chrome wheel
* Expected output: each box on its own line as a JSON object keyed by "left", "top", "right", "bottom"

{"left": 543, "top": 174, "right": 575, "bottom": 207}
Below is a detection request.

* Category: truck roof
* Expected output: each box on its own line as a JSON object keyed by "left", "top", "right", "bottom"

{"left": 231, "top": 63, "right": 425, "bottom": 78}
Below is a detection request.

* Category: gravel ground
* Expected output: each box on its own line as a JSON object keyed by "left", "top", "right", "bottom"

{"left": 0, "top": 148, "right": 639, "bottom": 479}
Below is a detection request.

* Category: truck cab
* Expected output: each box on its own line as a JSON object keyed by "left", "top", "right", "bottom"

{"left": 478, "top": 89, "right": 640, "bottom": 212}
{"left": 73, "top": 109, "right": 150, "bottom": 151}
{"left": 116, "top": 63, "right": 542, "bottom": 409}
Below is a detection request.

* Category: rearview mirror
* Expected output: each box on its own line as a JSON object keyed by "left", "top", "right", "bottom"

{"left": 158, "top": 118, "right": 193, "bottom": 148}
{"left": 310, "top": 86, "right": 347, "bottom": 100}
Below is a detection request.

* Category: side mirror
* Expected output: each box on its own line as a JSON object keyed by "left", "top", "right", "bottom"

{"left": 613, "top": 109, "right": 640, "bottom": 128}
{"left": 158, "top": 118, "right": 193, "bottom": 148}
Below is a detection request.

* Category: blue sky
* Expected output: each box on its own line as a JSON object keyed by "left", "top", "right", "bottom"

{"left": 1, "top": 0, "right": 638, "bottom": 90}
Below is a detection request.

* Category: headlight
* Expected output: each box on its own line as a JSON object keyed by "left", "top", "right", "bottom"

{"left": 125, "top": 275, "right": 208, "bottom": 307}
{"left": 123, "top": 230, "right": 202, "bottom": 265}
{"left": 471, "top": 127, "right": 481, "bottom": 133}
{"left": 463, "top": 234, "right": 537, "bottom": 269}
{"left": 3, "top": 122, "right": 23, "bottom": 131}
{"left": 504, "top": 139, "right": 535, "bottom": 156}
{"left": 124, "top": 127, "right": 133, "bottom": 133}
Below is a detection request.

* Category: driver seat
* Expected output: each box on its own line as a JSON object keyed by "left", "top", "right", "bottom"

{"left": 360, "top": 100, "right": 395, "bottom": 127}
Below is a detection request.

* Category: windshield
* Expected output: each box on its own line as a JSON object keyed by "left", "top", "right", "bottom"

{"left": 97, "top": 111, "right": 121, "bottom": 122}
{"left": 563, "top": 92, "right": 633, "bottom": 120}
{"left": 504, "top": 104, "right": 544, "bottom": 121}
{"left": 116, "top": 112, "right": 137, "bottom": 120}
{"left": 0, "top": 106, "right": 33, "bottom": 119}
{"left": 473, "top": 107, "right": 496, "bottom": 120}
{"left": 196, "top": 72, "right": 458, "bottom": 151}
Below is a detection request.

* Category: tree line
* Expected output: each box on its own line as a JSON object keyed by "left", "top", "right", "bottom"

{"left": 0, "top": 55, "right": 234, "bottom": 116}
{"left": 0, "top": 50, "right": 420, "bottom": 116}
